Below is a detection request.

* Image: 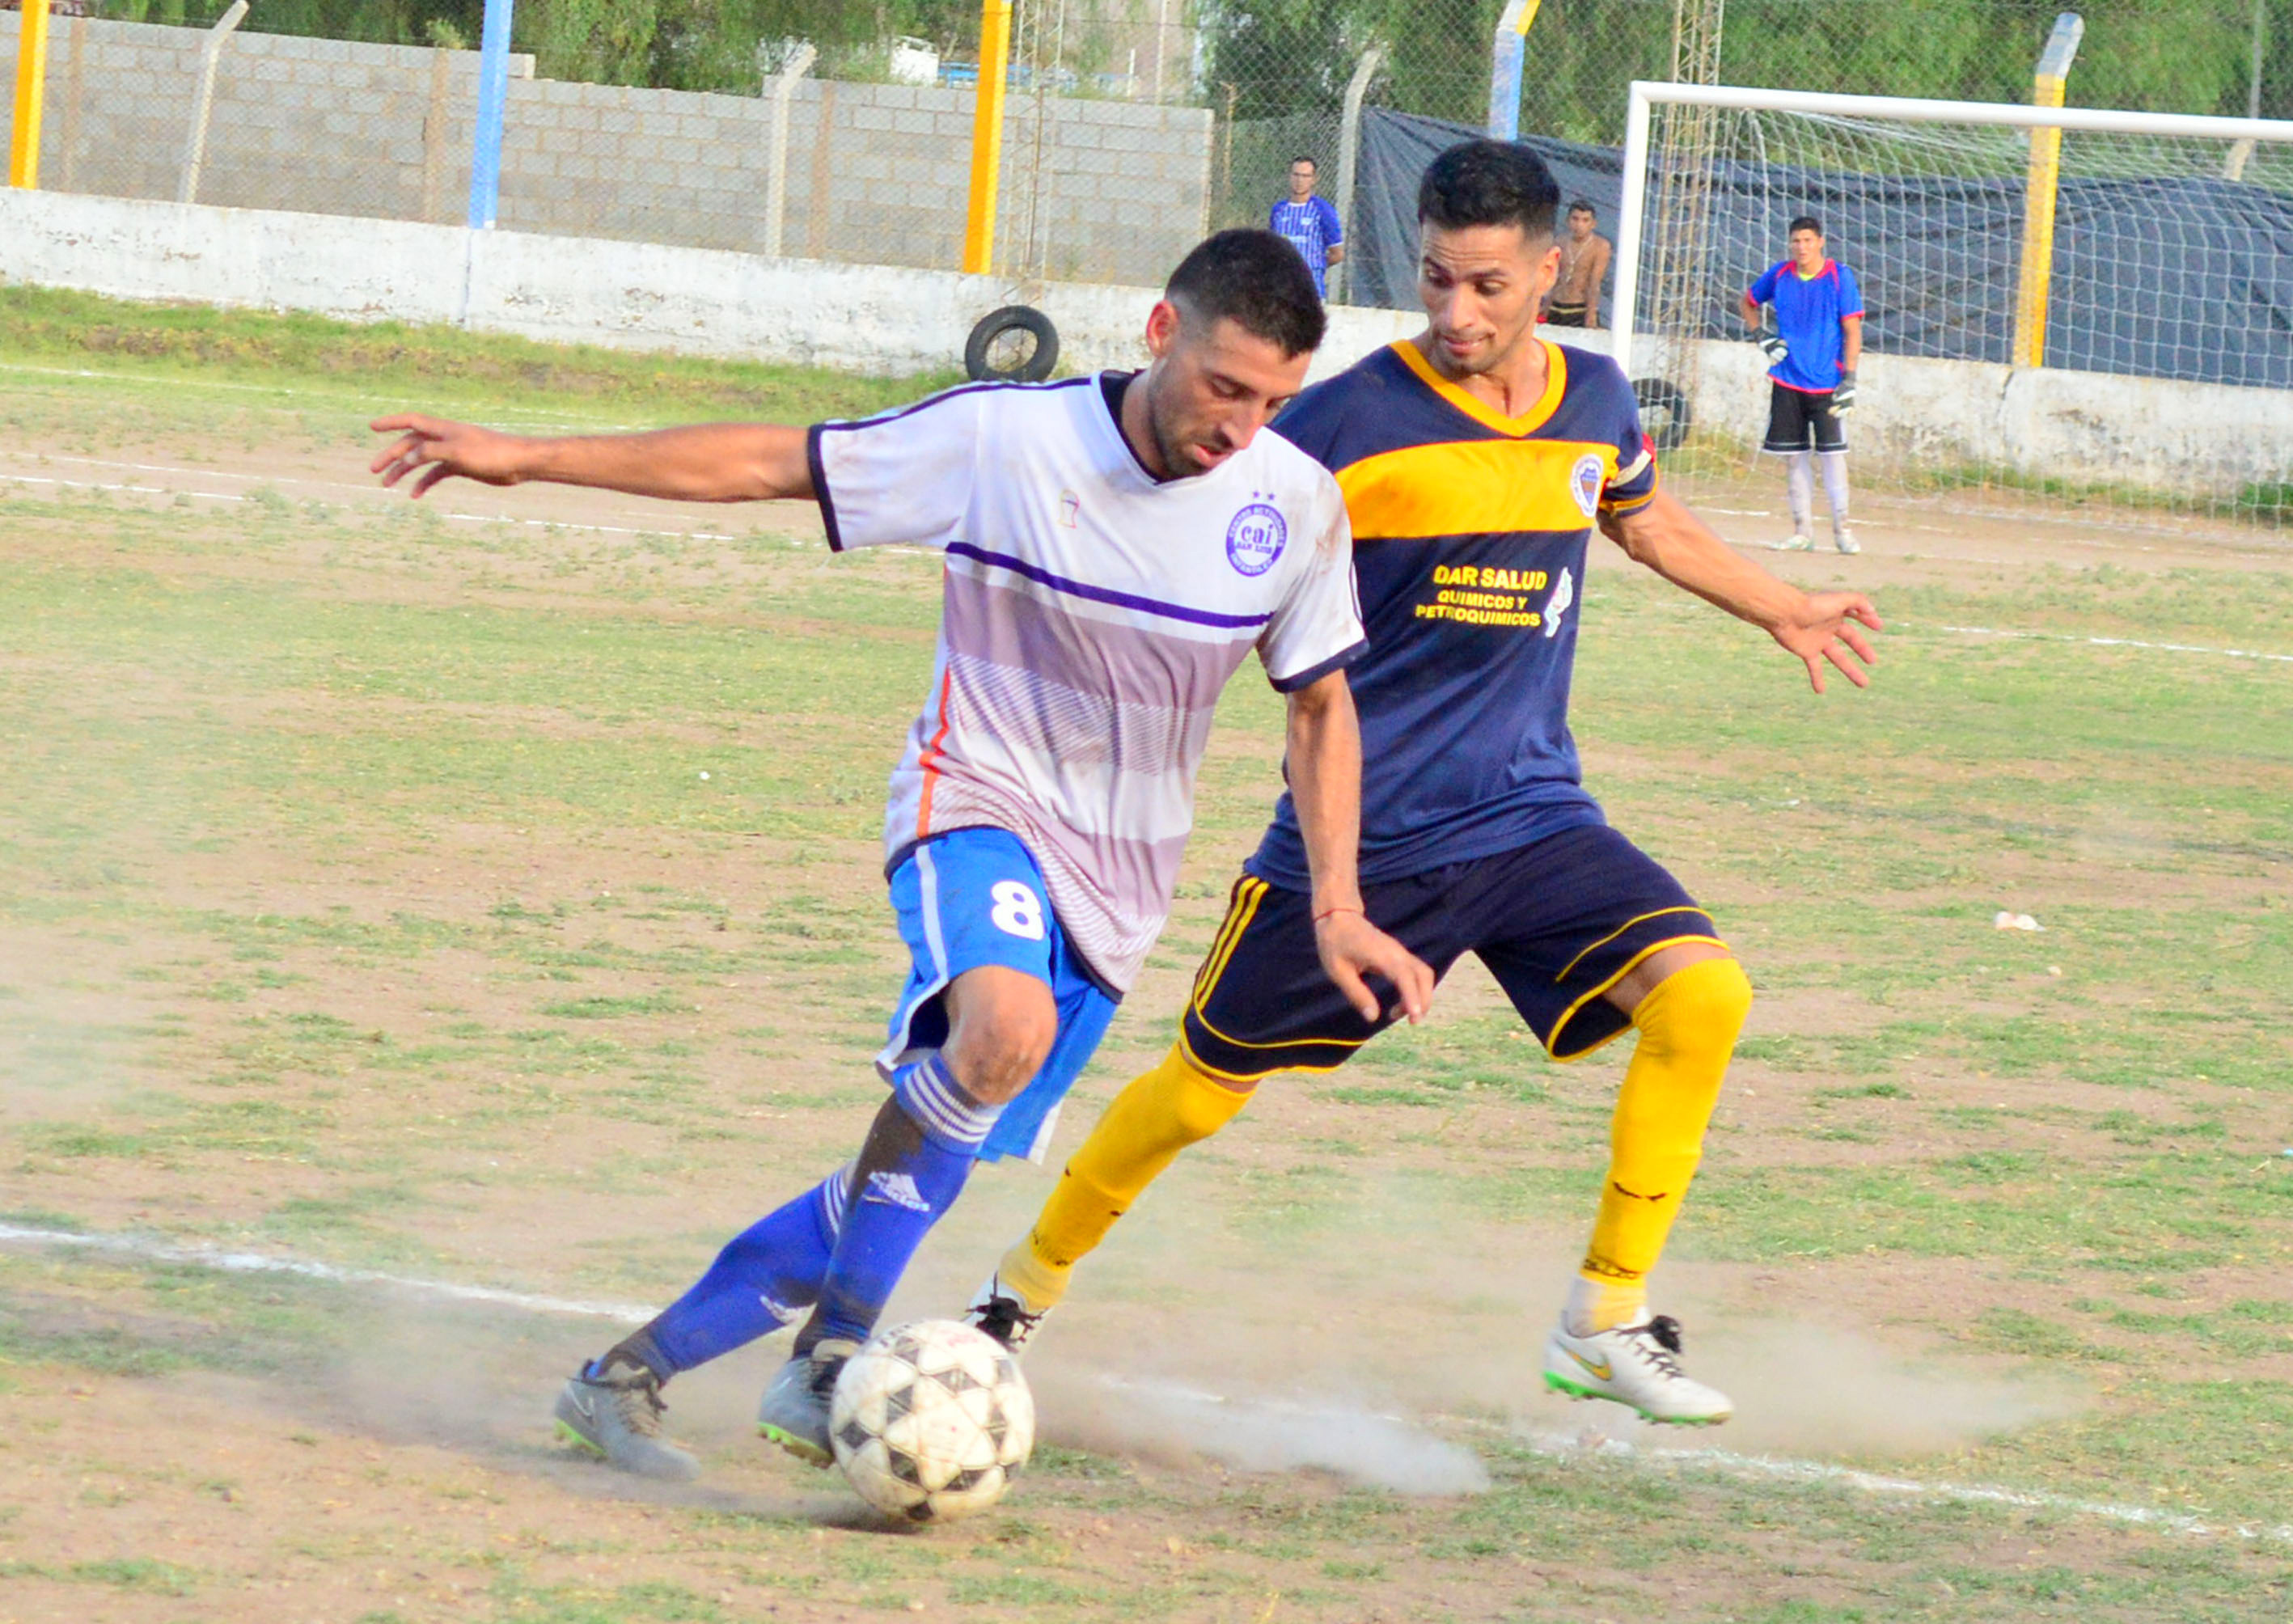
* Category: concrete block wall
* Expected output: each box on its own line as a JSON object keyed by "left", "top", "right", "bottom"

{"left": 0, "top": 13, "right": 527, "bottom": 222}
{"left": 0, "top": 188, "right": 1415, "bottom": 386}
{"left": 0, "top": 14, "right": 1212, "bottom": 285}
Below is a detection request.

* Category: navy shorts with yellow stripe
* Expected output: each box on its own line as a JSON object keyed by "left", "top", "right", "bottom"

{"left": 1181, "top": 823, "right": 1723, "bottom": 1081}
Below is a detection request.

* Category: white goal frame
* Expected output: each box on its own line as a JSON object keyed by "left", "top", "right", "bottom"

{"left": 1610, "top": 80, "right": 2293, "bottom": 378}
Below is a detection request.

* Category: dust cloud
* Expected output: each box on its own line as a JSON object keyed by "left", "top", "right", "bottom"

{"left": 0, "top": 1132, "right": 2084, "bottom": 1505}
{"left": 900, "top": 1161, "right": 2082, "bottom": 1495}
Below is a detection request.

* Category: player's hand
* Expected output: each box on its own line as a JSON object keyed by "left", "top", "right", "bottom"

{"left": 1756, "top": 332, "right": 1790, "bottom": 366}
{"left": 1831, "top": 369, "right": 1858, "bottom": 416}
{"left": 1314, "top": 909, "right": 1435, "bottom": 1026}
{"left": 370, "top": 414, "right": 532, "bottom": 498}
{"left": 1769, "top": 590, "right": 1881, "bottom": 694}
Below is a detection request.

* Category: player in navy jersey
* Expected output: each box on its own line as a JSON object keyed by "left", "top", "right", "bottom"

{"left": 1744, "top": 215, "right": 1865, "bottom": 553}
{"left": 965, "top": 142, "right": 1882, "bottom": 1426}
{"left": 1270, "top": 155, "right": 1346, "bottom": 300}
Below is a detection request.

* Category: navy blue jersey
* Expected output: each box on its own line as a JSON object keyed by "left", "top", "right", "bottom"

{"left": 1249, "top": 340, "right": 1658, "bottom": 889}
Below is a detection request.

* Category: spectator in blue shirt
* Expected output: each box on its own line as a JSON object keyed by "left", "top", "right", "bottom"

{"left": 1742, "top": 215, "right": 1864, "bottom": 554}
{"left": 1269, "top": 157, "right": 1345, "bottom": 301}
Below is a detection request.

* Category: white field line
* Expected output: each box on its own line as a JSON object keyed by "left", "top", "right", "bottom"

{"left": 0, "top": 469, "right": 776, "bottom": 548}
{"left": 1523, "top": 1433, "right": 2293, "bottom": 1549}
{"left": 1091, "top": 1373, "right": 2293, "bottom": 1546}
{"left": 3, "top": 1220, "right": 2274, "bottom": 1546}
{"left": 0, "top": 361, "right": 637, "bottom": 426}
{"left": 0, "top": 1220, "right": 654, "bottom": 1326}
{"left": 1927, "top": 621, "right": 2293, "bottom": 666}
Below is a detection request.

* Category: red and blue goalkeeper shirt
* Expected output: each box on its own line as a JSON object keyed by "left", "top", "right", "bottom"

{"left": 1749, "top": 257, "right": 1864, "bottom": 392}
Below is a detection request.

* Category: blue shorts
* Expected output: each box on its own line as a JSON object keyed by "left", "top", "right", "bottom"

{"left": 880, "top": 827, "right": 1121, "bottom": 1163}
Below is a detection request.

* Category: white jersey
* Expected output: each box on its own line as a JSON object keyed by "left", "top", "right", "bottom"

{"left": 809, "top": 372, "right": 1364, "bottom": 992}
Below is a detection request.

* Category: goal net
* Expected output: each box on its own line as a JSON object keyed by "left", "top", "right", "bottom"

{"left": 1614, "top": 84, "right": 2293, "bottom": 531}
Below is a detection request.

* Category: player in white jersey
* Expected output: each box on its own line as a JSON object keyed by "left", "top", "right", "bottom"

{"left": 369, "top": 230, "right": 1434, "bottom": 1479}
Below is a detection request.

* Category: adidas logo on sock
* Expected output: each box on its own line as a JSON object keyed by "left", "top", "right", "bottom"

{"left": 861, "top": 1170, "right": 933, "bottom": 1213}
{"left": 757, "top": 1292, "right": 799, "bottom": 1324}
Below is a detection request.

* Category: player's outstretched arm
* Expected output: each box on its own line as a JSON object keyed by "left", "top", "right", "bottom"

{"left": 369, "top": 415, "right": 814, "bottom": 504}
{"left": 1601, "top": 488, "right": 1881, "bottom": 695}
{"left": 1283, "top": 671, "right": 1436, "bottom": 1026}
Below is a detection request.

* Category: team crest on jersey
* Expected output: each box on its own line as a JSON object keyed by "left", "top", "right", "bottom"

{"left": 1569, "top": 453, "right": 1605, "bottom": 518}
{"left": 1225, "top": 501, "right": 1288, "bottom": 577}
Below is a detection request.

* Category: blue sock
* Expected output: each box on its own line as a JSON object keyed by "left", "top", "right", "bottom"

{"left": 629, "top": 1162, "right": 852, "bottom": 1377}
{"left": 809, "top": 1055, "right": 1001, "bottom": 1348}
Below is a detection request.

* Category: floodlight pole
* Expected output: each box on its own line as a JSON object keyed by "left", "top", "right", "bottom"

{"left": 2012, "top": 12, "right": 2084, "bottom": 370}
{"left": 7, "top": 0, "right": 51, "bottom": 190}
{"left": 1486, "top": 0, "right": 1543, "bottom": 140}
{"left": 962, "top": 0, "right": 1013, "bottom": 275}
{"left": 467, "top": 0, "right": 514, "bottom": 230}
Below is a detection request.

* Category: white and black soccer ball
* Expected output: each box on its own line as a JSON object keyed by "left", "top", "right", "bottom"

{"left": 830, "top": 1318, "right": 1034, "bottom": 1523}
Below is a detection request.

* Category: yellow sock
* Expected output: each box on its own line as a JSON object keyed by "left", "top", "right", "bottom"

{"left": 1572, "top": 956, "right": 1753, "bottom": 1334}
{"left": 998, "top": 1044, "right": 1251, "bottom": 1313}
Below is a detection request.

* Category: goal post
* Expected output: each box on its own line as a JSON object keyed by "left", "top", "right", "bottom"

{"left": 1609, "top": 82, "right": 2293, "bottom": 527}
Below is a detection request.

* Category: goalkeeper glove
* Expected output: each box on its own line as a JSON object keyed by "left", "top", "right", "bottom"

{"left": 1831, "top": 368, "right": 1857, "bottom": 416}
{"left": 1756, "top": 331, "right": 1790, "bottom": 367}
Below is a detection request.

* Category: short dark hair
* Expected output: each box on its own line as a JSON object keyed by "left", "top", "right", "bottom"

{"left": 1165, "top": 228, "right": 1326, "bottom": 357}
{"left": 1418, "top": 141, "right": 1561, "bottom": 240}
{"left": 1567, "top": 198, "right": 1597, "bottom": 216}
{"left": 1290, "top": 154, "right": 1318, "bottom": 170}
{"left": 1789, "top": 214, "right": 1823, "bottom": 237}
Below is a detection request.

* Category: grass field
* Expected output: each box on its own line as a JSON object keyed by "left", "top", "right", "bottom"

{"left": 1, "top": 293, "right": 2290, "bottom": 1623}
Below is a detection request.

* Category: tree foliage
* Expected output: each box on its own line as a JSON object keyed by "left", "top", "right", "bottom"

{"left": 84, "top": 0, "right": 2293, "bottom": 128}
{"left": 1209, "top": 0, "right": 2293, "bottom": 137}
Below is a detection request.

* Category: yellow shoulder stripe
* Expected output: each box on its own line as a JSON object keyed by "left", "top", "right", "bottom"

{"left": 1337, "top": 438, "right": 1619, "bottom": 540}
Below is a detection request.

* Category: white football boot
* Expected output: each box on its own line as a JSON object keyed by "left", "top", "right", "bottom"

{"left": 1771, "top": 532, "right": 1815, "bottom": 552}
{"left": 1543, "top": 1313, "right": 1733, "bottom": 1425}
{"left": 961, "top": 1271, "right": 1052, "bottom": 1355}
{"left": 1833, "top": 527, "right": 1862, "bottom": 555}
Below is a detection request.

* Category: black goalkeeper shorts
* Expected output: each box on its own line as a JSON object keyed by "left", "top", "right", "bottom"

{"left": 1763, "top": 380, "right": 1847, "bottom": 453}
{"left": 1179, "top": 823, "right": 1724, "bottom": 1082}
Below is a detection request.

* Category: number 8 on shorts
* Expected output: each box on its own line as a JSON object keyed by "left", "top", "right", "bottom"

{"left": 989, "top": 881, "right": 1045, "bottom": 941}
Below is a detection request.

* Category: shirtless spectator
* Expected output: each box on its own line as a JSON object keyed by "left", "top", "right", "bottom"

{"left": 1544, "top": 200, "right": 1612, "bottom": 329}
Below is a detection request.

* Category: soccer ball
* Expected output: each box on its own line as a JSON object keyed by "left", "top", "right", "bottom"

{"left": 830, "top": 1318, "right": 1034, "bottom": 1522}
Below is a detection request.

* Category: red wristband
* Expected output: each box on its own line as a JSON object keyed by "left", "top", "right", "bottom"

{"left": 1312, "top": 905, "right": 1364, "bottom": 924}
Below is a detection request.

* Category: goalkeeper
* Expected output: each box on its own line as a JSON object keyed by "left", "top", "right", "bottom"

{"left": 1742, "top": 215, "right": 1864, "bottom": 555}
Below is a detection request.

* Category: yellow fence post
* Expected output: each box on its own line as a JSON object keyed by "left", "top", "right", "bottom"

{"left": 8, "top": 0, "right": 53, "bottom": 190}
{"left": 2012, "top": 12, "right": 2085, "bottom": 369}
{"left": 962, "top": 0, "right": 1013, "bottom": 276}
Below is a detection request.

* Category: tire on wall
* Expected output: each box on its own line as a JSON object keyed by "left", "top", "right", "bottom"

{"left": 964, "top": 306, "right": 1060, "bottom": 383}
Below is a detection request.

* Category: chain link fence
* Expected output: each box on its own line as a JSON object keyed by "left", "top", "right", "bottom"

{"left": 6, "top": 1, "right": 2290, "bottom": 524}
{"left": 11, "top": 1, "right": 2287, "bottom": 286}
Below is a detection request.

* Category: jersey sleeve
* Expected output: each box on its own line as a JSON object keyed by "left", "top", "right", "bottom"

{"left": 1597, "top": 370, "right": 1660, "bottom": 516}
{"left": 1747, "top": 263, "right": 1779, "bottom": 306}
{"left": 1838, "top": 264, "right": 1865, "bottom": 319}
{"left": 805, "top": 386, "right": 984, "bottom": 552}
{"left": 1259, "top": 489, "right": 1366, "bottom": 693}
